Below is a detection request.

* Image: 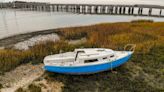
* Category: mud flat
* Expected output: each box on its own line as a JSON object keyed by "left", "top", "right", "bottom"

{"left": 0, "top": 29, "right": 61, "bottom": 48}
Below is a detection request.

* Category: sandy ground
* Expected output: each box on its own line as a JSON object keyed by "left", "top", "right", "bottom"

{"left": 14, "top": 34, "right": 60, "bottom": 50}
{"left": 0, "top": 64, "right": 44, "bottom": 92}
{"left": 33, "top": 78, "right": 64, "bottom": 92}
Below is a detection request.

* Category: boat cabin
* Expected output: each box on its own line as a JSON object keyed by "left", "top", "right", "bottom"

{"left": 44, "top": 48, "right": 116, "bottom": 66}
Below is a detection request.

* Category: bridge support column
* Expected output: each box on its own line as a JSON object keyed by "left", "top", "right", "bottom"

{"left": 63, "top": 5, "right": 66, "bottom": 12}
{"left": 29, "top": 5, "right": 31, "bottom": 10}
{"left": 72, "top": 5, "right": 75, "bottom": 13}
{"left": 123, "top": 7, "right": 126, "bottom": 14}
{"left": 94, "top": 6, "right": 98, "bottom": 14}
{"left": 103, "top": 6, "right": 106, "bottom": 14}
{"left": 45, "top": 5, "right": 47, "bottom": 11}
{"left": 115, "top": 6, "right": 118, "bottom": 14}
{"left": 52, "top": 5, "right": 55, "bottom": 11}
{"left": 87, "top": 6, "right": 92, "bottom": 14}
{"left": 40, "top": 5, "right": 43, "bottom": 11}
{"left": 140, "top": 8, "right": 143, "bottom": 15}
{"left": 131, "top": 7, "right": 134, "bottom": 14}
{"left": 34, "top": 5, "right": 37, "bottom": 11}
{"left": 148, "top": 8, "right": 152, "bottom": 16}
{"left": 71, "top": 5, "right": 73, "bottom": 12}
{"left": 37, "top": 5, "right": 40, "bottom": 11}
{"left": 38, "top": 5, "right": 42, "bottom": 11}
{"left": 67, "top": 5, "right": 70, "bottom": 12}
{"left": 25, "top": 4, "right": 28, "bottom": 10}
{"left": 65, "top": 5, "right": 68, "bottom": 12}
{"left": 138, "top": 8, "right": 140, "bottom": 15}
{"left": 110, "top": 6, "right": 113, "bottom": 14}
{"left": 110, "top": 6, "right": 114, "bottom": 14}
{"left": 128, "top": 7, "right": 131, "bottom": 15}
{"left": 53, "top": 5, "right": 57, "bottom": 11}
{"left": 27, "top": 5, "right": 31, "bottom": 10}
{"left": 63, "top": 5, "right": 67, "bottom": 12}
{"left": 119, "top": 7, "right": 122, "bottom": 14}
{"left": 61, "top": 5, "right": 64, "bottom": 12}
{"left": 81, "top": 5, "right": 85, "bottom": 14}
{"left": 74, "top": 5, "right": 77, "bottom": 13}
{"left": 106, "top": 6, "right": 109, "bottom": 14}
{"left": 56, "top": 5, "right": 59, "bottom": 12}
{"left": 32, "top": 5, "right": 36, "bottom": 11}
{"left": 23, "top": 4, "right": 26, "bottom": 10}
{"left": 160, "top": 9, "right": 162, "bottom": 16}
{"left": 67, "top": 5, "right": 69, "bottom": 12}
{"left": 0, "top": 3, "right": 2, "bottom": 9}
{"left": 49, "top": 5, "right": 53, "bottom": 12}
{"left": 31, "top": 5, "right": 34, "bottom": 11}
{"left": 79, "top": 5, "right": 82, "bottom": 13}
{"left": 70, "top": 5, "right": 72, "bottom": 12}
{"left": 58, "top": 5, "right": 62, "bottom": 12}
{"left": 40, "top": 6, "right": 43, "bottom": 11}
{"left": 99, "top": 6, "right": 102, "bottom": 13}
{"left": 35, "top": 5, "right": 38, "bottom": 11}
{"left": 76, "top": 5, "right": 80, "bottom": 13}
{"left": 47, "top": 5, "right": 50, "bottom": 11}
{"left": 69, "top": 5, "right": 72, "bottom": 12}
{"left": 33, "top": 5, "right": 36, "bottom": 11}
{"left": 101, "top": 6, "right": 105, "bottom": 14}
{"left": 58, "top": 5, "right": 61, "bottom": 12}
{"left": 70, "top": 5, "right": 73, "bottom": 13}
{"left": 138, "top": 8, "right": 143, "bottom": 15}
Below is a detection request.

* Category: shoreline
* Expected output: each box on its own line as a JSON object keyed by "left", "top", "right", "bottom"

{"left": 0, "top": 20, "right": 159, "bottom": 47}
{"left": 0, "top": 28, "right": 61, "bottom": 47}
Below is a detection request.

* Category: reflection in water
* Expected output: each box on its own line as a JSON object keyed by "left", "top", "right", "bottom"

{"left": 0, "top": 9, "right": 164, "bottom": 39}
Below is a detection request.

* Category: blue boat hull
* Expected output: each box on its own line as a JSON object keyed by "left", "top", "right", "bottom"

{"left": 44, "top": 54, "right": 132, "bottom": 74}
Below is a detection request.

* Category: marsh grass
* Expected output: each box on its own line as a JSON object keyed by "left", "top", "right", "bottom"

{"left": 0, "top": 41, "right": 65, "bottom": 73}
{"left": 0, "top": 21, "right": 164, "bottom": 92}
{"left": 46, "top": 21, "right": 164, "bottom": 92}
{"left": 45, "top": 45, "right": 164, "bottom": 92}
{"left": 28, "top": 84, "right": 41, "bottom": 92}
{"left": 0, "top": 41, "right": 95, "bottom": 73}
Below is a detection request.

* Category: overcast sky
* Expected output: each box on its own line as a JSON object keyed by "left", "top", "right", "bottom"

{"left": 1, "top": 0, "right": 164, "bottom": 5}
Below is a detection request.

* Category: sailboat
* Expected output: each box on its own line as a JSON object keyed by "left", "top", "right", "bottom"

{"left": 43, "top": 44, "right": 135, "bottom": 75}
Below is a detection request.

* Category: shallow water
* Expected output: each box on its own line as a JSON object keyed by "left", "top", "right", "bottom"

{"left": 0, "top": 9, "right": 164, "bottom": 39}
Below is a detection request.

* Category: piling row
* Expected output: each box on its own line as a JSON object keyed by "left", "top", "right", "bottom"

{"left": 1, "top": 2, "right": 164, "bottom": 17}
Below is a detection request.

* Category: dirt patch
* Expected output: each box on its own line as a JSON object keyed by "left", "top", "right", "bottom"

{"left": 0, "top": 64, "right": 44, "bottom": 92}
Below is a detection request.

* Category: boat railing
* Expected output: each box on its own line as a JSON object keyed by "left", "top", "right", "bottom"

{"left": 124, "top": 44, "right": 136, "bottom": 52}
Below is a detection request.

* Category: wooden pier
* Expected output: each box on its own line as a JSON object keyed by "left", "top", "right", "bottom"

{"left": 1, "top": 2, "right": 164, "bottom": 17}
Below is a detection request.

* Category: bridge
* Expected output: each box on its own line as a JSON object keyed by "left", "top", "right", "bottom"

{"left": 0, "top": 2, "right": 164, "bottom": 18}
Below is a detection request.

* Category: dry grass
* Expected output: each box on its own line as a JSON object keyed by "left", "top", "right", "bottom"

{"left": 0, "top": 20, "right": 164, "bottom": 92}
{"left": 49, "top": 21, "right": 164, "bottom": 92}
